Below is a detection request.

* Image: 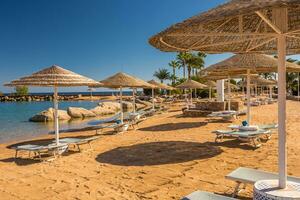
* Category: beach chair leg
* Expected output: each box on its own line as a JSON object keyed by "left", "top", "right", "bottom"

{"left": 232, "top": 182, "right": 242, "bottom": 197}
{"left": 15, "top": 150, "right": 18, "bottom": 159}
{"left": 88, "top": 142, "right": 92, "bottom": 150}
{"left": 252, "top": 138, "right": 261, "bottom": 148}
{"left": 77, "top": 145, "right": 81, "bottom": 152}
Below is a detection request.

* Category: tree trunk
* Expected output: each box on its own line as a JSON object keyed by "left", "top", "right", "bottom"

{"left": 187, "top": 66, "right": 191, "bottom": 80}
{"left": 183, "top": 65, "right": 186, "bottom": 79}
{"left": 173, "top": 68, "right": 176, "bottom": 84}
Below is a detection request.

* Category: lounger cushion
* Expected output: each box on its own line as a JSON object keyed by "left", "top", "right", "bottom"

{"left": 182, "top": 191, "right": 236, "bottom": 200}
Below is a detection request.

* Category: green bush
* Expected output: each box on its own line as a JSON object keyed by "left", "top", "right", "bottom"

{"left": 15, "top": 86, "right": 29, "bottom": 96}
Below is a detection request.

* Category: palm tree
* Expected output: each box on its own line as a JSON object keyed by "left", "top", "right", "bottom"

{"left": 177, "top": 52, "right": 191, "bottom": 79}
{"left": 185, "top": 52, "right": 206, "bottom": 79}
{"left": 168, "top": 60, "right": 179, "bottom": 84}
{"left": 153, "top": 68, "right": 170, "bottom": 83}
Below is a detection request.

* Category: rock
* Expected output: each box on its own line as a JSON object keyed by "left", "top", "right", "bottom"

{"left": 30, "top": 108, "right": 71, "bottom": 122}
{"left": 122, "top": 101, "right": 133, "bottom": 111}
{"left": 67, "top": 107, "right": 96, "bottom": 118}
{"left": 98, "top": 101, "right": 120, "bottom": 111}
{"left": 90, "top": 106, "right": 116, "bottom": 116}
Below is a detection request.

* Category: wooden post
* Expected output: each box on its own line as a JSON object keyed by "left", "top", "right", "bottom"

{"left": 273, "top": 7, "right": 288, "bottom": 189}
{"left": 247, "top": 70, "right": 251, "bottom": 125}
{"left": 120, "top": 87, "right": 124, "bottom": 124}
{"left": 228, "top": 76, "right": 231, "bottom": 111}
{"left": 54, "top": 86, "right": 60, "bottom": 145}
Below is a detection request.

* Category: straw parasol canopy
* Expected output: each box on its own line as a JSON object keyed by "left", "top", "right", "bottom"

{"left": 176, "top": 79, "right": 207, "bottom": 89}
{"left": 203, "top": 80, "right": 217, "bottom": 88}
{"left": 202, "top": 54, "right": 300, "bottom": 74}
{"left": 147, "top": 79, "right": 175, "bottom": 90}
{"left": 149, "top": 0, "right": 300, "bottom": 54}
{"left": 5, "top": 65, "right": 102, "bottom": 87}
{"left": 100, "top": 72, "right": 153, "bottom": 88}
{"left": 4, "top": 65, "right": 100, "bottom": 146}
{"left": 241, "top": 77, "right": 278, "bottom": 86}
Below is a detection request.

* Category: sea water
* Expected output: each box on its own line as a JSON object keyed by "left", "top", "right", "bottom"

{"left": 0, "top": 100, "right": 109, "bottom": 143}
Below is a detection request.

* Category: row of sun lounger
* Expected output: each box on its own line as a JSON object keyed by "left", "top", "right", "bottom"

{"left": 182, "top": 167, "right": 300, "bottom": 199}
{"left": 14, "top": 107, "right": 165, "bottom": 161}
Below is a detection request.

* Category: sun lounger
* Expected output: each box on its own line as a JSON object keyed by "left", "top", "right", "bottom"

{"left": 181, "top": 190, "right": 236, "bottom": 200}
{"left": 228, "top": 124, "right": 277, "bottom": 140}
{"left": 87, "top": 112, "right": 121, "bottom": 126}
{"left": 13, "top": 143, "right": 68, "bottom": 160}
{"left": 213, "top": 129, "right": 271, "bottom": 148}
{"left": 226, "top": 167, "right": 300, "bottom": 197}
{"left": 59, "top": 135, "right": 100, "bottom": 151}
{"left": 208, "top": 111, "right": 237, "bottom": 121}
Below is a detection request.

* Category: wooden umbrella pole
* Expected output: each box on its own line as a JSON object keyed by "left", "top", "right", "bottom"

{"left": 209, "top": 87, "right": 212, "bottom": 100}
{"left": 298, "top": 72, "right": 300, "bottom": 101}
{"left": 247, "top": 70, "right": 251, "bottom": 125}
{"left": 133, "top": 88, "right": 136, "bottom": 113}
{"left": 152, "top": 88, "right": 155, "bottom": 110}
{"left": 120, "top": 87, "right": 124, "bottom": 124}
{"left": 228, "top": 76, "right": 231, "bottom": 111}
{"left": 54, "top": 86, "right": 60, "bottom": 145}
{"left": 278, "top": 34, "right": 287, "bottom": 189}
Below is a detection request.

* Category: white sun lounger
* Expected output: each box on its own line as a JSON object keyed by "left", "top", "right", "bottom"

{"left": 181, "top": 191, "right": 236, "bottom": 200}
{"left": 228, "top": 124, "right": 278, "bottom": 130}
{"left": 13, "top": 143, "right": 68, "bottom": 160}
{"left": 59, "top": 136, "right": 100, "bottom": 152}
{"left": 213, "top": 129, "right": 271, "bottom": 148}
{"left": 226, "top": 167, "right": 300, "bottom": 197}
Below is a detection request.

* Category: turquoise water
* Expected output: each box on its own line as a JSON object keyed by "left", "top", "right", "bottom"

{"left": 0, "top": 101, "right": 107, "bottom": 143}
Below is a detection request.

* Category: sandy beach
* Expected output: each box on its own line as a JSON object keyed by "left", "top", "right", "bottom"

{"left": 0, "top": 100, "right": 299, "bottom": 200}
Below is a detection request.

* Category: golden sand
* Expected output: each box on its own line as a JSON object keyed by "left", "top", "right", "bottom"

{"left": 0, "top": 101, "right": 299, "bottom": 200}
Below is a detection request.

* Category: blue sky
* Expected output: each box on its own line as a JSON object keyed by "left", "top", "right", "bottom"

{"left": 0, "top": 0, "right": 299, "bottom": 93}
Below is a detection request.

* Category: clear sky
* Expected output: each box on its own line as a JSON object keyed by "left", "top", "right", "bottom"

{"left": 0, "top": 0, "right": 299, "bottom": 93}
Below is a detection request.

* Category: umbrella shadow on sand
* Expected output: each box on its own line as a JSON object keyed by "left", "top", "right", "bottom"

{"left": 138, "top": 122, "right": 207, "bottom": 132}
{"left": 96, "top": 141, "right": 222, "bottom": 166}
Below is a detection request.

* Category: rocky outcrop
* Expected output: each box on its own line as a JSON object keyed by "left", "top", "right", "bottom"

{"left": 67, "top": 107, "right": 96, "bottom": 118}
{"left": 0, "top": 95, "right": 78, "bottom": 102}
{"left": 29, "top": 108, "right": 71, "bottom": 122}
{"left": 122, "top": 101, "right": 133, "bottom": 111}
{"left": 90, "top": 106, "right": 116, "bottom": 116}
{"left": 98, "top": 102, "right": 120, "bottom": 111}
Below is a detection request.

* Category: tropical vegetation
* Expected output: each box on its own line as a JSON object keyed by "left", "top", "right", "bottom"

{"left": 15, "top": 86, "right": 29, "bottom": 96}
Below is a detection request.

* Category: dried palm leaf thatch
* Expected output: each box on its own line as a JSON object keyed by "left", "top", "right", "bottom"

{"left": 176, "top": 79, "right": 207, "bottom": 89}
{"left": 147, "top": 80, "right": 175, "bottom": 90}
{"left": 241, "top": 77, "right": 278, "bottom": 86}
{"left": 202, "top": 54, "right": 300, "bottom": 75}
{"left": 100, "top": 72, "right": 153, "bottom": 88}
{"left": 149, "top": 0, "right": 300, "bottom": 54}
{"left": 4, "top": 65, "right": 101, "bottom": 87}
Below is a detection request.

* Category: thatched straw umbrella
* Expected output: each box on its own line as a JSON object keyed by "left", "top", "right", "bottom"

{"left": 147, "top": 80, "right": 173, "bottom": 110}
{"left": 176, "top": 80, "right": 207, "bottom": 105}
{"left": 100, "top": 72, "right": 153, "bottom": 123}
{"left": 149, "top": 0, "right": 300, "bottom": 190}
{"left": 4, "top": 65, "right": 100, "bottom": 145}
